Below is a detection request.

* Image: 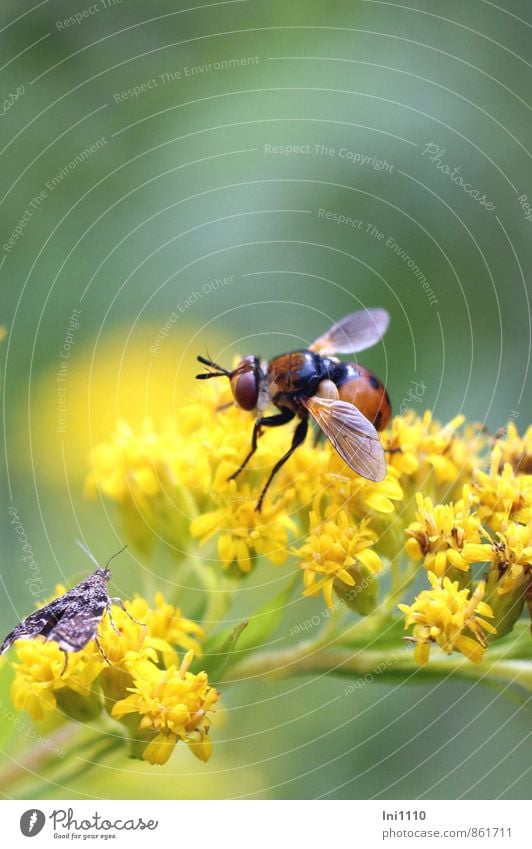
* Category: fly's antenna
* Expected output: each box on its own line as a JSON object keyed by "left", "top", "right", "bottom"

{"left": 196, "top": 354, "right": 232, "bottom": 380}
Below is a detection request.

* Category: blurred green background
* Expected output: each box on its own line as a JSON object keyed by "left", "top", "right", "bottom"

{"left": 1, "top": 0, "right": 530, "bottom": 799}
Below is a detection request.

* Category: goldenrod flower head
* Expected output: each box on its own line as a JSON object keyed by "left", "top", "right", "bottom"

{"left": 495, "top": 422, "right": 532, "bottom": 474}
{"left": 326, "top": 457, "right": 404, "bottom": 516}
{"left": 181, "top": 377, "right": 291, "bottom": 498}
{"left": 275, "top": 440, "right": 329, "bottom": 508}
{"left": 85, "top": 382, "right": 531, "bottom": 652}
{"left": 191, "top": 484, "right": 298, "bottom": 573}
{"left": 475, "top": 521, "right": 532, "bottom": 636}
{"left": 86, "top": 419, "right": 197, "bottom": 554}
{"left": 398, "top": 572, "right": 496, "bottom": 665}
{"left": 85, "top": 604, "right": 171, "bottom": 669}
{"left": 293, "top": 502, "right": 382, "bottom": 609}
{"left": 10, "top": 640, "right": 104, "bottom": 721}
{"left": 112, "top": 651, "right": 220, "bottom": 765}
{"left": 473, "top": 446, "right": 532, "bottom": 532}
{"left": 8, "top": 592, "right": 208, "bottom": 730}
{"left": 128, "top": 592, "right": 205, "bottom": 655}
{"left": 482, "top": 522, "right": 532, "bottom": 596}
{"left": 383, "top": 411, "right": 483, "bottom": 487}
{"left": 405, "top": 491, "right": 485, "bottom": 577}
{"left": 86, "top": 419, "right": 169, "bottom": 503}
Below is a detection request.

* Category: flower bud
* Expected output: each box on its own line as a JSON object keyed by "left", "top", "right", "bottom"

{"left": 334, "top": 562, "right": 379, "bottom": 615}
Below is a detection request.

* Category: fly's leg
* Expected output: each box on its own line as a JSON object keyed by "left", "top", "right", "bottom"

{"left": 228, "top": 409, "right": 295, "bottom": 481}
{"left": 256, "top": 417, "right": 308, "bottom": 512}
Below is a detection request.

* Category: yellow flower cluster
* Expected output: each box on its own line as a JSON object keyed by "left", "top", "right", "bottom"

{"left": 293, "top": 502, "right": 382, "bottom": 610}
{"left": 191, "top": 483, "right": 298, "bottom": 573}
{"left": 87, "top": 379, "right": 401, "bottom": 587}
{"left": 402, "top": 435, "right": 532, "bottom": 661}
{"left": 9, "top": 591, "right": 219, "bottom": 765}
{"left": 86, "top": 379, "right": 531, "bottom": 666}
{"left": 495, "top": 422, "right": 532, "bottom": 474}
{"left": 398, "top": 573, "right": 496, "bottom": 665}
{"left": 113, "top": 651, "right": 219, "bottom": 765}
{"left": 473, "top": 446, "right": 532, "bottom": 531}
{"left": 85, "top": 420, "right": 196, "bottom": 555}
{"left": 405, "top": 490, "right": 486, "bottom": 578}
{"left": 382, "top": 411, "right": 485, "bottom": 493}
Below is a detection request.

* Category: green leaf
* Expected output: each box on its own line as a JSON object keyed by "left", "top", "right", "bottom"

{"left": 202, "top": 621, "right": 249, "bottom": 682}
{"left": 201, "top": 574, "right": 299, "bottom": 683}
{"left": 236, "top": 574, "right": 298, "bottom": 654}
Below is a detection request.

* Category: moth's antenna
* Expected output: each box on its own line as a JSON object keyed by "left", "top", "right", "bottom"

{"left": 105, "top": 544, "right": 128, "bottom": 570}
{"left": 75, "top": 540, "right": 128, "bottom": 572}
{"left": 75, "top": 539, "right": 101, "bottom": 569}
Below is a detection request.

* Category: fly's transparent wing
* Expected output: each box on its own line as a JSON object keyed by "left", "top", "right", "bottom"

{"left": 304, "top": 396, "right": 386, "bottom": 481}
{"left": 310, "top": 308, "right": 389, "bottom": 355}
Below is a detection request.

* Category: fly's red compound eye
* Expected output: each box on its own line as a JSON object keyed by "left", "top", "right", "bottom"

{"left": 231, "top": 369, "right": 258, "bottom": 410}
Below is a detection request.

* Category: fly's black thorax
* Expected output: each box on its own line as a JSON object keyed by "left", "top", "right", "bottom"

{"left": 327, "top": 360, "right": 360, "bottom": 387}
{"left": 268, "top": 350, "right": 332, "bottom": 411}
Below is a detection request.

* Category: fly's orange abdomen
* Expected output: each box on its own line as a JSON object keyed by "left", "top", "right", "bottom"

{"left": 336, "top": 363, "right": 391, "bottom": 430}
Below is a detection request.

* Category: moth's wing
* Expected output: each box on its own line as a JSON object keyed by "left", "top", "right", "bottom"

{"left": 309, "top": 308, "right": 390, "bottom": 355}
{"left": 46, "top": 602, "right": 107, "bottom": 653}
{"left": 0, "top": 595, "right": 71, "bottom": 654}
{"left": 0, "top": 573, "right": 109, "bottom": 656}
{"left": 303, "top": 396, "right": 387, "bottom": 482}
{"left": 44, "top": 574, "right": 109, "bottom": 652}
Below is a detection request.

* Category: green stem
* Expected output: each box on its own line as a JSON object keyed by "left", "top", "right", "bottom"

{"left": 20, "top": 736, "right": 124, "bottom": 800}
{"left": 27, "top": 737, "right": 125, "bottom": 799}
{"left": 0, "top": 723, "right": 81, "bottom": 794}
{"left": 183, "top": 547, "right": 235, "bottom": 631}
{"left": 0, "top": 717, "right": 128, "bottom": 798}
{"left": 382, "top": 558, "right": 419, "bottom": 614}
{"left": 227, "top": 643, "right": 532, "bottom": 691}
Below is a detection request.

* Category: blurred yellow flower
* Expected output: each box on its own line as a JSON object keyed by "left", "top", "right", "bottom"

{"left": 16, "top": 324, "right": 229, "bottom": 485}
{"left": 85, "top": 418, "right": 195, "bottom": 555}
{"left": 112, "top": 651, "right": 220, "bottom": 765}
{"left": 398, "top": 572, "right": 496, "bottom": 665}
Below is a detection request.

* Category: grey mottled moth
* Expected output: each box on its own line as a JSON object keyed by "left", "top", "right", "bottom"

{"left": 0, "top": 542, "right": 141, "bottom": 667}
